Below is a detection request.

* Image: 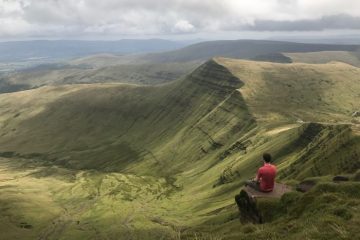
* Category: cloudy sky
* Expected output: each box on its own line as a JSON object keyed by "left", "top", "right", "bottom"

{"left": 1, "top": 0, "right": 360, "bottom": 40}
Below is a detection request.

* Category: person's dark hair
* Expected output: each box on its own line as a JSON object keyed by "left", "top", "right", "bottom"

{"left": 263, "top": 153, "right": 272, "bottom": 163}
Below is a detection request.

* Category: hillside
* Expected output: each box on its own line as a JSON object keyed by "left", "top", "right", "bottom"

{"left": 70, "top": 40, "right": 360, "bottom": 67}
{"left": 0, "top": 40, "right": 186, "bottom": 62}
{"left": 284, "top": 51, "right": 360, "bottom": 67}
{"left": 220, "top": 58, "right": 360, "bottom": 122}
{"left": 141, "top": 40, "right": 360, "bottom": 63}
{"left": 0, "top": 61, "right": 199, "bottom": 93}
{"left": 0, "top": 58, "right": 359, "bottom": 239}
{"left": 2, "top": 40, "right": 360, "bottom": 95}
{"left": 69, "top": 54, "right": 142, "bottom": 67}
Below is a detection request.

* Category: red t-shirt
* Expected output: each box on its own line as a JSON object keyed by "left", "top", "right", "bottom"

{"left": 257, "top": 163, "right": 277, "bottom": 192}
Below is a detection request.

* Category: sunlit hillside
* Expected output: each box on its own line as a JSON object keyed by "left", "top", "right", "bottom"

{"left": 0, "top": 58, "right": 359, "bottom": 239}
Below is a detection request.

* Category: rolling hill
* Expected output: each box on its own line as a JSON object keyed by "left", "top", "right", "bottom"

{"left": 0, "top": 39, "right": 187, "bottom": 62}
{"left": 0, "top": 58, "right": 359, "bottom": 239}
{"left": 2, "top": 40, "right": 360, "bottom": 95}
{"left": 141, "top": 40, "right": 360, "bottom": 63}
{"left": 0, "top": 61, "right": 199, "bottom": 93}
{"left": 284, "top": 51, "right": 360, "bottom": 67}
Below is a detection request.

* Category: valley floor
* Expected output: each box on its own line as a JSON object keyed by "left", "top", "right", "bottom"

{"left": 0, "top": 157, "right": 192, "bottom": 240}
{"left": 2, "top": 155, "right": 360, "bottom": 240}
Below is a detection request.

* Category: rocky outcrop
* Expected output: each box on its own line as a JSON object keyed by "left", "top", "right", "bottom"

{"left": 333, "top": 176, "right": 350, "bottom": 182}
{"left": 235, "top": 183, "right": 292, "bottom": 223}
{"left": 296, "top": 180, "right": 317, "bottom": 192}
{"left": 352, "top": 111, "right": 360, "bottom": 117}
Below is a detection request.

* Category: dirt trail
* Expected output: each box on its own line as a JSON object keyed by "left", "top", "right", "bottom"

{"left": 265, "top": 124, "right": 300, "bottom": 136}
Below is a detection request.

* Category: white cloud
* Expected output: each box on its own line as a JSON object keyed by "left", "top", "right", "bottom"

{"left": 0, "top": 0, "right": 359, "bottom": 38}
{"left": 0, "top": 0, "right": 25, "bottom": 15}
{"left": 0, "top": 17, "right": 32, "bottom": 36}
{"left": 173, "top": 20, "right": 196, "bottom": 33}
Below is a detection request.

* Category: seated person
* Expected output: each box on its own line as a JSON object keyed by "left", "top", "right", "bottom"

{"left": 245, "top": 153, "right": 277, "bottom": 192}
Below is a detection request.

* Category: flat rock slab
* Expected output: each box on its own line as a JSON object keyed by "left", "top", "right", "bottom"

{"left": 244, "top": 183, "right": 292, "bottom": 199}
{"left": 235, "top": 183, "right": 293, "bottom": 223}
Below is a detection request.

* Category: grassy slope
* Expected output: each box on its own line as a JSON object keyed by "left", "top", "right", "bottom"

{"left": 67, "top": 40, "right": 359, "bottom": 66}
{"left": 3, "top": 61, "right": 199, "bottom": 91}
{"left": 220, "top": 58, "right": 360, "bottom": 122}
{"left": 0, "top": 58, "right": 359, "bottom": 239}
{"left": 284, "top": 51, "right": 360, "bottom": 67}
{"left": 141, "top": 40, "right": 359, "bottom": 63}
{"left": 69, "top": 53, "right": 144, "bottom": 67}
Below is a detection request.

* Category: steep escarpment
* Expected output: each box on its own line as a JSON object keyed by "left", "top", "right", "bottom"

{"left": 278, "top": 123, "right": 360, "bottom": 179}
{"left": 0, "top": 59, "right": 253, "bottom": 176}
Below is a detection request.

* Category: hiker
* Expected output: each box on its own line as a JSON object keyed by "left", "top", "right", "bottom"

{"left": 245, "top": 153, "right": 277, "bottom": 192}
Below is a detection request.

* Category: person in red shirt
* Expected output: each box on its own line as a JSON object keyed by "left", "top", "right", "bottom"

{"left": 245, "top": 153, "right": 277, "bottom": 192}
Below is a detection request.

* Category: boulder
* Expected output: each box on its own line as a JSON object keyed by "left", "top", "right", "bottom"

{"left": 352, "top": 111, "right": 360, "bottom": 117}
{"left": 296, "top": 180, "right": 317, "bottom": 192}
{"left": 235, "top": 183, "right": 292, "bottom": 223}
{"left": 333, "top": 176, "right": 350, "bottom": 182}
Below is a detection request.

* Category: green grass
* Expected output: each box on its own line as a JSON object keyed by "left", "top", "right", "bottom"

{"left": 0, "top": 58, "right": 359, "bottom": 239}
{"left": 4, "top": 61, "right": 200, "bottom": 92}
{"left": 284, "top": 51, "right": 360, "bottom": 67}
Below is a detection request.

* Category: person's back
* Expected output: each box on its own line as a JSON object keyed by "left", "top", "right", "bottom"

{"left": 257, "top": 162, "right": 276, "bottom": 192}
{"left": 245, "top": 153, "right": 277, "bottom": 192}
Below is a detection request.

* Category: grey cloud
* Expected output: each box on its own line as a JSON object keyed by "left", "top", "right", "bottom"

{"left": 247, "top": 14, "right": 360, "bottom": 31}
{"left": 1, "top": 0, "right": 360, "bottom": 38}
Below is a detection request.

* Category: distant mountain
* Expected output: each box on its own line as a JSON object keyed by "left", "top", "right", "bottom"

{"left": 0, "top": 61, "right": 198, "bottom": 93}
{"left": 269, "top": 35, "right": 360, "bottom": 45}
{"left": 284, "top": 51, "right": 360, "bottom": 67}
{"left": 2, "top": 39, "right": 360, "bottom": 94}
{"left": 0, "top": 39, "right": 187, "bottom": 62}
{"left": 141, "top": 40, "right": 360, "bottom": 63}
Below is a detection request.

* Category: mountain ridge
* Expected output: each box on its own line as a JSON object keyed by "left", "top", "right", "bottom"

{"left": 142, "top": 40, "right": 360, "bottom": 63}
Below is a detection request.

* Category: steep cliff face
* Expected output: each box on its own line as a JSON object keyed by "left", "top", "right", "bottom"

{"left": 0, "top": 59, "right": 254, "bottom": 176}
